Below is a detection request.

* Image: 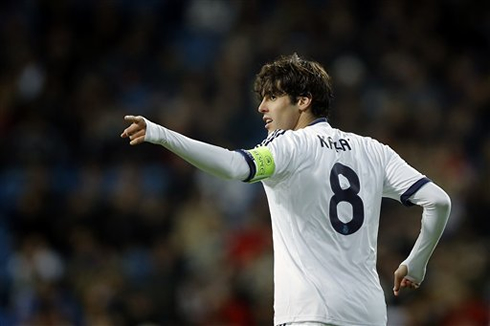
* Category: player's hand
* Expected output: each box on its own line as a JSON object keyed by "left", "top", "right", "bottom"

{"left": 393, "top": 264, "right": 419, "bottom": 296}
{"left": 121, "top": 115, "right": 147, "bottom": 145}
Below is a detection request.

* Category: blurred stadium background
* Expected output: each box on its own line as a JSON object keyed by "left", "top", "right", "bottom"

{"left": 0, "top": 0, "right": 489, "bottom": 325}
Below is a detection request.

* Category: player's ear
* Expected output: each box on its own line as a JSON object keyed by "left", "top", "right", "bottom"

{"left": 297, "top": 94, "right": 312, "bottom": 112}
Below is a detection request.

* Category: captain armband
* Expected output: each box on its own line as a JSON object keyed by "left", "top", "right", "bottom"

{"left": 242, "top": 147, "right": 276, "bottom": 183}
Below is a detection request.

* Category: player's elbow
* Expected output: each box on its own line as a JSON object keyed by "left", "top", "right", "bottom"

{"left": 433, "top": 189, "right": 451, "bottom": 216}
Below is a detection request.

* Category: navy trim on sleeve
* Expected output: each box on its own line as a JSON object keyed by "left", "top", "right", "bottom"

{"left": 400, "top": 177, "right": 431, "bottom": 206}
{"left": 235, "top": 149, "right": 256, "bottom": 182}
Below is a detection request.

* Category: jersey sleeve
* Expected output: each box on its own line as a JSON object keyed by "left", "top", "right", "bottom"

{"left": 236, "top": 129, "right": 297, "bottom": 183}
{"left": 399, "top": 182, "right": 451, "bottom": 283}
{"left": 382, "top": 145, "right": 431, "bottom": 204}
{"left": 144, "top": 118, "right": 250, "bottom": 181}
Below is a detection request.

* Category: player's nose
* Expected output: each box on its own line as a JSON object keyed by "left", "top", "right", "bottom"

{"left": 258, "top": 98, "right": 268, "bottom": 113}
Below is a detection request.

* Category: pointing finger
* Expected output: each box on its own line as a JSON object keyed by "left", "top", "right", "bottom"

{"left": 124, "top": 115, "right": 143, "bottom": 123}
{"left": 121, "top": 115, "right": 144, "bottom": 137}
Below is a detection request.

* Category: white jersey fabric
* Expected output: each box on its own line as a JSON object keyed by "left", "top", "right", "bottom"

{"left": 238, "top": 118, "right": 429, "bottom": 325}
{"left": 142, "top": 116, "right": 450, "bottom": 326}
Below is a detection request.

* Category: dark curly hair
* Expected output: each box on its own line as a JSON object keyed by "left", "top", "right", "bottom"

{"left": 254, "top": 53, "right": 334, "bottom": 118}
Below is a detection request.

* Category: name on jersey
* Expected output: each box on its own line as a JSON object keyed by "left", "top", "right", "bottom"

{"left": 317, "top": 135, "right": 352, "bottom": 152}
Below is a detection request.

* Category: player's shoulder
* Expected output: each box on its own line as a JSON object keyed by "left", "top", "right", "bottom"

{"left": 331, "top": 127, "right": 383, "bottom": 146}
{"left": 344, "top": 131, "right": 381, "bottom": 146}
{"left": 257, "top": 129, "right": 289, "bottom": 147}
{"left": 327, "top": 126, "right": 397, "bottom": 159}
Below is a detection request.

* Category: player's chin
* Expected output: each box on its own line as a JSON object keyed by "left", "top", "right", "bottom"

{"left": 266, "top": 124, "right": 278, "bottom": 133}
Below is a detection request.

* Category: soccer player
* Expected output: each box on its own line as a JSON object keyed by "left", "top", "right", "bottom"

{"left": 121, "top": 54, "right": 451, "bottom": 326}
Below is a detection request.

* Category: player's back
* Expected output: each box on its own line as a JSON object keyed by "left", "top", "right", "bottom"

{"left": 262, "top": 120, "right": 392, "bottom": 325}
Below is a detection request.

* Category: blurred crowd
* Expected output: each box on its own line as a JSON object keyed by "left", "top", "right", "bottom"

{"left": 0, "top": 0, "right": 489, "bottom": 325}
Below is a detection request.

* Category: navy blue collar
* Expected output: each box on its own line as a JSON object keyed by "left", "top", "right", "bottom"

{"left": 308, "top": 117, "right": 328, "bottom": 126}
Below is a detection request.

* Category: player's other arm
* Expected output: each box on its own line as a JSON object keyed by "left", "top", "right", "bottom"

{"left": 393, "top": 182, "right": 451, "bottom": 296}
{"left": 121, "top": 115, "right": 250, "bottom": 180}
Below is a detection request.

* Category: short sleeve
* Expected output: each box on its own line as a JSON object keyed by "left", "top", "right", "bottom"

{"left": 382, "top": 145, "right": 431, "bottom": 205}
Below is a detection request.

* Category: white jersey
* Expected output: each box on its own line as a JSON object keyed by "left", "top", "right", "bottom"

{"left": 143, "top": 116, "right": 448, "bottom": 326}
{"left": 238, "top": 118, "right": 429, "bottom": 326}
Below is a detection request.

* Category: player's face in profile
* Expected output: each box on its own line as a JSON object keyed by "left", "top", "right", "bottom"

{"left": 258, "top": 94, "right": 300, "bottom": 133}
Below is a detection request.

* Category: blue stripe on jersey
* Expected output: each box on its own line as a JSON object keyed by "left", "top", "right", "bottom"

{"left": 235, "top": 149, "right": 256, "bottom": 182}
{"left": 259, "top": 129, "right": 286, "bottom": 147}
{"left": 400, "top": 177, "right": 431, "bottom": 206}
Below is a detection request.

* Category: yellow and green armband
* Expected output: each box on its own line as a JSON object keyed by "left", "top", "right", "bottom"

{"left": 237, "top": 147, "right": 275, "bottom": 183}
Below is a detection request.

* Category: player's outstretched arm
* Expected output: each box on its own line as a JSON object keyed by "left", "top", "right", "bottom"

{"left": 394, "top": 182, "right": 451, "bottom": 296}
{"left": 121, "top": 115, "right": 250, "bottom": 181}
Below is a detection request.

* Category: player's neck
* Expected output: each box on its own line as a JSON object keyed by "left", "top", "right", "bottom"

{"left": 294, "top": 111, "right": 317, "bottom": 130}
